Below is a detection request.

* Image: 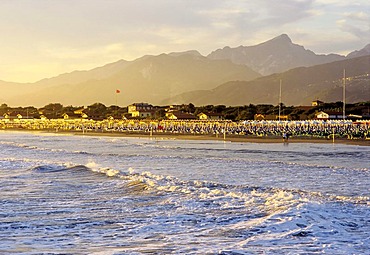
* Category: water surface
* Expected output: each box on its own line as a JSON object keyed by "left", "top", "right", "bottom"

{"left": 0, "top": 131, "right": 369, "bottom": 254}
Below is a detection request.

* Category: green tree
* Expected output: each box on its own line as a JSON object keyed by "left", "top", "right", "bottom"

{"left": 154, "top": 108, "right": 166, "bottom": 120}
{"left": 181, "top": 103, "right": 196, "bottom": 113}
{"left": 0, "top": 103, "right": 8, "bottom": 109}
{"left": 86, "top": 103, "right": 107, "bottom": 118}
{"left": 0, "top": 103, "right": 9, "bottom": 115}
{"left": 214, "top": 105, "right": 226, "bottom": 113}
{"left": 61, "top": 105, "right": 81, "bottom": 114}
{"left": 24, "top": 106, "right": 39, "bottom": 118}
{"left": 42, "top": 103, "right": 64, "bottom": 118}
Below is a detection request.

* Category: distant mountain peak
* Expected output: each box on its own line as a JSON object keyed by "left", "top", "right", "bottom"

{"left": 207, "top": 34, "right": 345, "bottom": 75}
{"left": 168, "top": 50, "right": 203, "bottom": 57}
{"left": 269, "top": 34, "right": 292, "bottom": 44}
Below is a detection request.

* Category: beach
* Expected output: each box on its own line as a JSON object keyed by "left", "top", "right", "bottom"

{"left": 74, "top": 130, "right": 370, "bottom": 146}
{"left": 3, "top": 126, "right": 370, "bottom": 146}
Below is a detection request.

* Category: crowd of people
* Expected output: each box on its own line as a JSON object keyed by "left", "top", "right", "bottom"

{"left": 2, "top": 118, "right": 369, "bottom": 140}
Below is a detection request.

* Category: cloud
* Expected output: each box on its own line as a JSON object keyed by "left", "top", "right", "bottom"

{"left": 258, "top": 0, "right": 316, "bottom": 24}
{"left": 345, "top": 11, "right": 369, "bottom": 21}
{"left": 337, "top": 10, "right": 370, "bottom": 40}
{"left": 337, "top": 19, "right": 370, "bottom": 39}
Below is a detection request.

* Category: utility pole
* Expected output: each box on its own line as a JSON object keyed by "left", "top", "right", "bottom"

{"left": 115, "top": 89, "right": 120, "bottom": 117}
{"left": 343, "top": 69, "right": 346, "bottom": 120}
{"left": 278, "top": 79, "right": 282, "bottom": 121}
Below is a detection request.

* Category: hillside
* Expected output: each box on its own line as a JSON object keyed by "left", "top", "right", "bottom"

{"left": 166, "top": 55, "right": 370, "bottom": 106}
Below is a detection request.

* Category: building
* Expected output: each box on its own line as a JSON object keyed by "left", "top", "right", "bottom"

{"left": 40, "top": 115, "right": 48, "bottom": 120}
{"left": 347, "top": 114, "right": 363, "bottom": 120}
{"left": 165, "top": 105, "right": 182, "bottom": 112}
{"left": 73, "top": 108, "right": 89, "bottom": 118}
{"left": 3, "top": 112, "right": 34, "bottom": 120}
{"left": 74, "top": 107, "right": 85, "bottom": 115}
{"left": 166, "top": 111, "right": 196, "bottom": 120}
{"left": 198, "top": 112, "right": 224, "bottom": 120}
{"left": 312, "top": 100, "right": 324, "bottom": 107}
{"left": 62, "top": 113, "right": 84, "bottom": 120}
{"left": 128, "top": 103, "right": 155, "bottom": 118}
{"left": 254, "top": 114, "right": 289, "bottom": 121}
{"left": 316, "top": 111, "right": 344, "bottom": 120}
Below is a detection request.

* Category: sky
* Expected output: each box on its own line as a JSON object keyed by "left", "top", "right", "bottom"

{"left": 1, "top": 0, "right": 369, "bottom": 83}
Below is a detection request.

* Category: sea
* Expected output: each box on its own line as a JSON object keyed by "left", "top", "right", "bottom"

{"left": 0, "top": 131, "right": 369, "bottom": 255}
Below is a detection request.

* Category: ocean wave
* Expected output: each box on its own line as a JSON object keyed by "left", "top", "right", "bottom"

{"left": 0, "top": 157, "right": 55, "bottom": 171}
{"left": 82, "top": 162, "right": 370, "bottom": 209}
{"left": 31, "top": 164, "right": 90, "bottom": 173}
{"left": 268, "top": 159, "right": 369, "bottom": 172}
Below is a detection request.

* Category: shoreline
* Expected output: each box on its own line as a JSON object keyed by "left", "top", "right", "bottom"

{"left": 78, "top": 131, "right": 370, "bottom": 146}
{"left": 3, "top": 128, "right": 368, "bottom": 146}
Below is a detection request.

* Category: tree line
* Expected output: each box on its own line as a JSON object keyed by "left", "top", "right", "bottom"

{"left": 0, "top": 101, "right": 369, "bottom": 121}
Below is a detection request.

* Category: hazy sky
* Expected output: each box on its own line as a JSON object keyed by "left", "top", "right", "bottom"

{"left": 1, "top": 0, "right": 369, "bottom": 83}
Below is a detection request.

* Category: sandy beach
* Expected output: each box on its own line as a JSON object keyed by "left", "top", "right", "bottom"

{"left": 2, "top": 123, "right": 369, "bottom": 146}
{"left": 47, "top": 129, "right": 370, "bottom": 146}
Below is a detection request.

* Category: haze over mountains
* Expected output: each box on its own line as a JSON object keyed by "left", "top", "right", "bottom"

{"left": 1, "top": 34, "right": 369, "bottom": 107}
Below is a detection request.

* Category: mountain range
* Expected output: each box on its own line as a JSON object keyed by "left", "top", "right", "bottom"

{"left": 1, "top": 34, "right": 369, "bottom": 107}
{"left": 168, "top": 55, "right": 370, "bottom": 106}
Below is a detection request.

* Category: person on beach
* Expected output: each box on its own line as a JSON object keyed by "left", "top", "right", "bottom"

{"left": 283, "top": 132, "right": 289, "bottom": 142}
